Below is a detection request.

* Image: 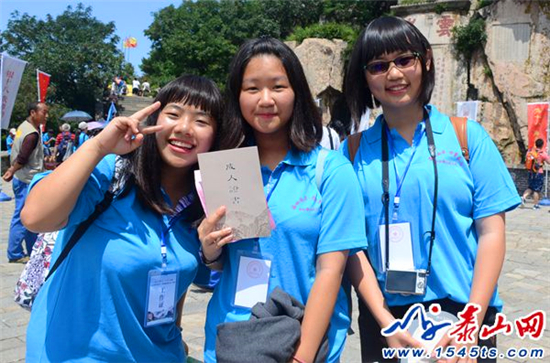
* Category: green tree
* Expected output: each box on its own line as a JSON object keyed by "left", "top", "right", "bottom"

{"left": 0, "top": 3, "right": 124, "bottom": 126}
{"left": 142, "top": 0, "right": 395, "bottom": 88}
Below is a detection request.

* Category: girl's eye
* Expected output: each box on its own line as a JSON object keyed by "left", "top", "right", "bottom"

{"left": 196, "top": 119, "right": 210, "bottom": 126}
{"left": 244, "top": 86, "right": 258, "bottom": 92}
{"left": 274, "top": 85, "right": 286, "bottom": 90}
{"left": 166, "top": 112, "right": 179, "bottom": 118}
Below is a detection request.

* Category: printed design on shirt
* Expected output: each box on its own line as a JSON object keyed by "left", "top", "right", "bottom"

{"left": 429, "top": 149, "right": 466, "bottom": 168}
{"left": 291, "top": 195, "right": 322, "bottom": 212}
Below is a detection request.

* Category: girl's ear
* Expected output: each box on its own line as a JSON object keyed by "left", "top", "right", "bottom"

{"left": 425, "top": 49, "right": 433, "bottom": 71}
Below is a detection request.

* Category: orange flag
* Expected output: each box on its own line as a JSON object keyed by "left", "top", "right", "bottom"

{"left": 123, "top": 37, "right": 138, "bottom": 48}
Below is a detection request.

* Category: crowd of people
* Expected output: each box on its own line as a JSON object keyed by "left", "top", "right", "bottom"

{"left": 111, "top": 75, "right": 151, "bottom": 97}
{"left": 2, "top": 15, "right": 547, "bottom": 363}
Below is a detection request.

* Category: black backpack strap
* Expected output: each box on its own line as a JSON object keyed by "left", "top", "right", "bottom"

{"left": 45, "top": 190, "right": 114, "bottom": 281}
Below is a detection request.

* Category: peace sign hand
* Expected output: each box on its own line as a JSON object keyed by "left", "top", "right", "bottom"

{"left": 93, "top": 101, "right": 163, "bottom": 156}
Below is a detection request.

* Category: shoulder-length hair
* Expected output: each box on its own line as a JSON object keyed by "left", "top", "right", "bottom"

{"left": 344, "top": 16, "right": 435, "bottom": 127}
{"left": 220, "top": 36, "right": 322, "bottom": 151}
{"left": 127, "top": 74, "right": 223, "bottom": 216}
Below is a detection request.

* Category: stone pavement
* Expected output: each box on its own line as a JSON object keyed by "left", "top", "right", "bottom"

{"left": 0, "top": 181, "right": 548, "bottom": 362}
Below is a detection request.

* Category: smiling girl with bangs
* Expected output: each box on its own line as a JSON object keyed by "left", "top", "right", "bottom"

{"left": 343, "top": 16, "right": 520, "bottom": 363}
{"left": 22, "top": 75, "right": 223, "bottom": 362}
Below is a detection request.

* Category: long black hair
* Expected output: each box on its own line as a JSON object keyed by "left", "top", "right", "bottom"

{"left": 127, "top": 75, "right": 223, "bottom": 216}
{"left": 220, "top": 37, "right": 322, "bottom": 151}
{"left": 344, "top": 16, "right": 435, "bottom": 127}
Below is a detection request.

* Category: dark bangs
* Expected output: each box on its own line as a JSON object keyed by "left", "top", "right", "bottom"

{"left": 130, "top": 75, "right": 223, "bottom": 216}
{"left": 361, "top": 17, "right": 428, "bottom": 66}
{"left": 149, "top": 75, "right": 222, "bottom": 128}
{"left": 345, "top": 16, "right": 435, "bottom": 125}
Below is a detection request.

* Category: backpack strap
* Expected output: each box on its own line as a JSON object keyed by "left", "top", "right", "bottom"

{"left": 315, "top": 148, "right": 329, "bottom": 190}
{"left": 45, "top": 191, "right": 114, "bottom": 281}
{"left": 44, "top": 157, "right": 127, "bottom": 281}
{"left": 450, "top": 116, "right": 469, "bottom": 163}
{"left": 347, "top": 132, "right": 363, "bottom": 164}
{"left": 326, "top": 126, "right": 335, "bottom": 150}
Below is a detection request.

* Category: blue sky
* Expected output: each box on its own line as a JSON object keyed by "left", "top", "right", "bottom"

{"left": 0, "top": 0, "right": 183, "bottom": 76}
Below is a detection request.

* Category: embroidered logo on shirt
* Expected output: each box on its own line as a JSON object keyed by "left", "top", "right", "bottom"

{"left": 291, "top": 195, "right": 322, "bottom": 212}
{"left": 429, "top": 149, "right": 466, "bottom": 168}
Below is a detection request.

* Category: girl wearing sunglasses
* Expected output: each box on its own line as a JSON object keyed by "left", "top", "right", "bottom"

{"left": 342, "top": 16, "right": 520, "bottom": 362}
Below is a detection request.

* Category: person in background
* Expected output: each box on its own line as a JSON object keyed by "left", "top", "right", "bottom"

{"left": 142, "top": 80, "right": 151, "bottom": 96}
{"left": 320, "top": 125, "right": 341, "bottom": 150}
{"left": 521, "top": 138, "right": 549, "bottom": 210}
{"left": 342, "top": 16, "right": 520, "bottom": 362}
{"left": 53, "top": 123, "right": 75, "bottom": 163}
{"left": 133, "top": 79, "right": 142, "bottom": 96}
{"left": 6, "top": 128, "right": 16, "bottom": 155}
{"left": 2, "top": 102, "right": 48, "bottom": 263}
{"left": 41, "top": 129, "right": 54, "bottom": 157}
{"left": 76, "top": 121, "right": 90, "bottom": 149}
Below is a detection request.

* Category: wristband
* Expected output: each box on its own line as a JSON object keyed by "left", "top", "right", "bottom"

{"left": 199, "top": 247, "right": 223, "bottom": 266}
{"left": 292, "top": 355, "right": 307, "bottom": 363}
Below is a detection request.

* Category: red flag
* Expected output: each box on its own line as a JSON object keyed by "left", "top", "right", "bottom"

{"left": 37, "top": 70, "right": 51, "bottom": 103}
{"left": 527, "top": 103, "right": 548, "bottom": 150}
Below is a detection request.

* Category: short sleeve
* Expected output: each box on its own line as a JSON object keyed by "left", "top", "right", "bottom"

{"left": 317, "top": 151, "right": 367, "bottom": 255}
{"left": 467, "top": 121, "right": 521, "bottom": 219}
{"left": 29, "top": 154, "right": 117, "bottom": 227}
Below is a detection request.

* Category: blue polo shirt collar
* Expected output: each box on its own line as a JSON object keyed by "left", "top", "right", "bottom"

{"left": 281, "top": 147, "right": 316, "bottom": 167}
{"left": 365, "top": 105, "right": 448, "bottom": 145}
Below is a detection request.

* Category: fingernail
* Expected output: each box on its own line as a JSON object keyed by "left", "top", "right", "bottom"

{"left": 224, "top": 227, "right": 232, "bottom": 233}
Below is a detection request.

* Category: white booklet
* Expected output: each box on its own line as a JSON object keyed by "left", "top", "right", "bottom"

{"left": 196, "top": 146, "right": 271, "bottom": 240}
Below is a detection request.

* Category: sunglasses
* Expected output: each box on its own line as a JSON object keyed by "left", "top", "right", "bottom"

{"left": 364, "top": 53, "right": 420, "bottom": 75}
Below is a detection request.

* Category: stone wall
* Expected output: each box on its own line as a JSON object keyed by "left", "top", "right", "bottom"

{"left": 287, "top": 38, "right": 347, "bottom": 125}
{"left": 392, "top": 0, "right": 550, "bottom": 165}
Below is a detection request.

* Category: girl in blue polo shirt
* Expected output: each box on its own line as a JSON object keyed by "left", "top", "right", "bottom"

{"left": 22, "top": 75, "right": 223, "bottom": 362}
{"left": 342, "top": 16, "right": 520, "bottom": 362}
{"left": 197, "top": 37, "right": 367, "bottom": 363}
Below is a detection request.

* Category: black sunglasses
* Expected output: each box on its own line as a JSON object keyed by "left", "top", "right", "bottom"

{"left": 364, "top": 52, "right": 420, "bottom": 75}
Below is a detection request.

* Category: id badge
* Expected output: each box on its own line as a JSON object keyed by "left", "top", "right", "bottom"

{"left": 379, "top": 221, "right": 415, "bottom": 272}
{"left": 144, "top": 269, "right": 179, "bottom": 327}
{"left": 233, "top": 250, "right": 272, "bottom": 309}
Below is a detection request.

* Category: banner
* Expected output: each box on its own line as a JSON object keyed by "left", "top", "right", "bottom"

{"left": 527, "top": 103, "right": 548, "bottom": 150}
{"left": 1, "top": 53, "right": 28, "bottom": 129}
{"left": 456, "top": 101, "right": 479, "bottom": 121}
{"left": 36, "top": 69, "right": 51, "bottom": 103}
{"left": 106, "top": 101, "right": 117, "bottom": 122}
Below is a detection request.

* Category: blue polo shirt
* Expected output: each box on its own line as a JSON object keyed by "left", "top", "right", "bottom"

{"left": 26, "top": 155, "right": 200, "bottom": 362}
{"left": 204, "top": 146, "right": 367, "bottom": 363}
{"left": 77, "top": 132, "right": 90, "bottom": 149}
{"left": 341, "top": 105, "right": 520, "bottom": 309}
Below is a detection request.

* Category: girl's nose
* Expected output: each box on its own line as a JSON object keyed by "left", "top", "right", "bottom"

{"left": 386, "top": 64, "right": 405, "bottom": 79}
{"left": 259, "top": 89, "right": 275, "bottom": 106}
{"left": 174, "top": 116, "right": 193, "bottom": 135}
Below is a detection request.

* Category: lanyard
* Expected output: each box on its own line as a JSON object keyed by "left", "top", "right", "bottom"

{"left": 159, "top": 193, "right": 195, "bottom": 268}
{"left": 385, "top": 126, "right": 424, "bottom": 220}
{"left": 381, "top": 109, "right": 439, "bottom": 274}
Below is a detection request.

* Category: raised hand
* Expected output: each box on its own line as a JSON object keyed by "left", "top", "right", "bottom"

{"left": 92, "top": 101, "right": 163, "bottom": 156}
{"left": 197, "top": 206, "right": 233, "bottom": 262}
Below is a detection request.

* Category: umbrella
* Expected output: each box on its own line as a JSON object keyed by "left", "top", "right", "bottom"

{"left": 61, "top": 110, "right": 93, "bottom": 122}
{"left": 87, "top": 121, "right": 106, "bottom": 131}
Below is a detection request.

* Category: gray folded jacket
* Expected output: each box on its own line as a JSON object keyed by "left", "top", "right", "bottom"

{"left": 216, "top": 286, "right": 329, "bottom": 363}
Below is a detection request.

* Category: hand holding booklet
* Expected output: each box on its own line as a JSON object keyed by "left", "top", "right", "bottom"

{"left": 195, "top": 146, "right": 271, "bottom": 240}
